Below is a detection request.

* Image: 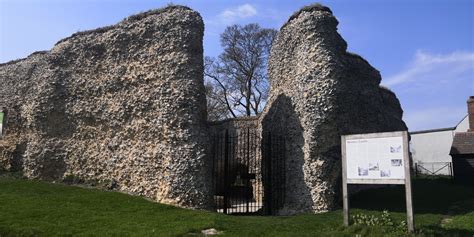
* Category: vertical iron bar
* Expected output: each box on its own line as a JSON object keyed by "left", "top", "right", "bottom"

{"left": 266, "top": 132, "right": 272, "bottom": 215}
{"left": 233, "top": 132, "right": 236, "bottom": 214}
{"left": 246, "top": 128, "right": 250, "bottom": 213}
{"left": 255, "top": 131, "right": 258, "bottom": 212}
{"left": 224, "top": 129, "right": 229, "bottom": 214}
{"left": 217, "top": 133, "right": 221, "bottom": 212}
{"left": 234, "top": 131, "right": 237, "bottom": 214}
{"left": 236, "top": 132, "right": 239, "bottom": 213}
{"left": 259, "top": 131, "right": 262, "bottom": 212}
{"left": 212, "top": 135, "right": 216, "bottom": 211}
{"left": 282, "top": 137, "right": 286, "bottom": 208}
{"left": 252, "top": 131, "right": 256, "bottom": 212}
{"left": 241, "top": 131, "right": 243, "bottom": 213}
{"left": 257, "top": 131, "right": 261, "bottom": 212}
{"left": 278, "top": 136, "right": 281, "bottom": 210}
{"left": 231, "top": 132, "right": 234, "bottom": 214}
{"left": 221, "top": 133, "right": 225, "bottom": 212}
{"left": 275, "top": 136, "right": 279, "bottom": 211}
{"left": 234, "top": 132, "right": 237, "bottom": 213}
{"left": 221, "top": 133, "right": 225, "bottom": 213}
{"left": 254, "top": 131, "right": 257, "bottom": 212}
{"left": 235, "top": 132, "right": 238, "bottom": 213}
{"left": 233, "top": 132, "right": 237, "bottom": 213}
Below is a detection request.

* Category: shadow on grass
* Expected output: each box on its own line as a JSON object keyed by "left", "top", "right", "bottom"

{"left": 420, "top": 225, "right": 474, "bottom": 237}
{"left": 0, "top": 226, "right": 43, "bottom": 237}
{"left": 350, "top": 177, "right": 474, "bottom": 215}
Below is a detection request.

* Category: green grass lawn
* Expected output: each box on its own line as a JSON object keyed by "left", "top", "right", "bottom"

{"left": 0, "top": 173, "right": 473, "bottom": 237}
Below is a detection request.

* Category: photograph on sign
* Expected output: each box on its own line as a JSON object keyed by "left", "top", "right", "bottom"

{"left": 345, "top": 136, "right": 405, "bottom": 181}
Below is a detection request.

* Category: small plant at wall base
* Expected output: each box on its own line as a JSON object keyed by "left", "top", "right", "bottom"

{"left": 62, "top": 174, "right": 84, "bottom": 185}
{"left": 62, "top": 174, "right": 117, "bottom": 190}
{"left": 352, "top": 210, "right": 407, "bottom": 234}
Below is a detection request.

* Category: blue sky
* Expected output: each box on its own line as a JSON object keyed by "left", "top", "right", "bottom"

{"left": 1, "top": 0, "right": 473, "bottom": 131}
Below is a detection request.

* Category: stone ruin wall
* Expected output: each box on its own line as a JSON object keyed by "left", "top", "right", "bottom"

{"left": 0, "top": 6, "right": 213, "bottom": 209}
{"left": 0, "top": 3, "right": 408, "bottom": 214}
{"left": 205, "top": 6, "right": 408, "bottom": 213}
{"left": 260, "top": 4, "right": 407, "bottom": 214}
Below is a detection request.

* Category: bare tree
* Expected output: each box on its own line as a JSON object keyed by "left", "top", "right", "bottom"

{"left": 205, "top": 23, "right": 277, "bottom": 120}
{"left": 205, "top": 81, "right": 229, "bottom": 121}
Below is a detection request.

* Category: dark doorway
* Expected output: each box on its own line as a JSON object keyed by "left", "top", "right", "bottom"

{"left": 212, "top": 128, "right": 285, "bottom": 215}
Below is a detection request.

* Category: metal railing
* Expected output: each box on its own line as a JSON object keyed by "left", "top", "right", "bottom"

{"left": 414, "top": 162, "right": 453, "bottom": 178}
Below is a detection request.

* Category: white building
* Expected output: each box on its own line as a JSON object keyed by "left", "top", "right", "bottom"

{"left": 409, "top": 115, "right": 469, "bottom": 175}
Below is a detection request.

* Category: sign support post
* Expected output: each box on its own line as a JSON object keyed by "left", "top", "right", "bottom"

{"left": 341, "top": 138, "right": 349, "bottom": 227}
{"left": 0, "top": 109, "right": 4, "bottom": 138}
{"left": 341, "top": 131, "right": 414, "bottom": 233}
{"left": 403, "top": 133, "right": 414, "bottom": 232}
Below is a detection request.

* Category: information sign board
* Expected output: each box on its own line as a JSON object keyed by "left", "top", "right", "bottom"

{"left": 345, "top": 136, "right": 405, "bottom": 183}
{"left": 341, "top": 131, "right": 414, "bottom": 232}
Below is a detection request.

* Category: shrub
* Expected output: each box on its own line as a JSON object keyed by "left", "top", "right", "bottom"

{"left": 352, "top": 210, "right": 407, "bottom": 234}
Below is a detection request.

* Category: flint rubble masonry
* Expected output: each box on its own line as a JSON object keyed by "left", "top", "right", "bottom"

{"left": 0, "top": 5, "right": 213, "bottom": 209}
{"left": 259, "top": 3, "right": 407, "bottom": 214}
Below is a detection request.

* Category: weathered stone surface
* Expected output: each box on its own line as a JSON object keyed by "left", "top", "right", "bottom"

{"left": 0, "top": 5, "right": 212, "bottom": 209}
{"left": 260, "top": 4, "right": 407, "bottom": 214}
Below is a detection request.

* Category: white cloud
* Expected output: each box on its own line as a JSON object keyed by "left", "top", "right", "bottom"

{"left": 383, "top": 51, "right": 474, "bottom": 87}
{"left": 219, "top": 4, "right": 257, "bottom": 23}
{"left": 404, "top": 106, "right": 467, "bottom": 131}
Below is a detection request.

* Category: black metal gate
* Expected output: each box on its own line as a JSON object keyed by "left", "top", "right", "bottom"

{"left": 212, "top": 128, "right": 285, "bottom": 215}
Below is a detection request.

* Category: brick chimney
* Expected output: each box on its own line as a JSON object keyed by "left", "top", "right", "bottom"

{"left": 468, "top": 96, "right": 474, "bottom": 132}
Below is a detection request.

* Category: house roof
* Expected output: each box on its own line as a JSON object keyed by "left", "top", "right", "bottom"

{"left": 410, "top": 127, "right": 455, "bottom": 135}
{"left": 454, "top": 114, "right": 469, "bottom": 128}
{"left": 410, "top": 114, "right": 468, "bottom": 135}
{"left": 450, "top": 132, "right": 474, "bottom": 155}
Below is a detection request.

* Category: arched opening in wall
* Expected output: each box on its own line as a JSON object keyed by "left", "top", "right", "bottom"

{"left": 212, "top": 128, "right": 285, "bottom": 215}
